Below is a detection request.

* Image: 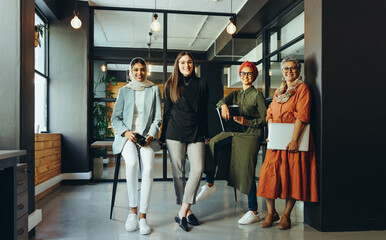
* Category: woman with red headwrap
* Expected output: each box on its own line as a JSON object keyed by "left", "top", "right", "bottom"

{"left": 196, "top": 61, "right": 267, "bottom": 225}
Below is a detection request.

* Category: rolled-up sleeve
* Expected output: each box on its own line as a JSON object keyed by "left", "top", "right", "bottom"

{"left": 294, "top": 84, "right": 311, "bottom": 124}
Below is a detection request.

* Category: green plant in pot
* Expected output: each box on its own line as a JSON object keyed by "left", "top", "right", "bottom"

{"left": 93, "top": 72, "right": 117, "bottom": 165}
{"left": 35, "top": 23, "right": 49, "bottom": 47}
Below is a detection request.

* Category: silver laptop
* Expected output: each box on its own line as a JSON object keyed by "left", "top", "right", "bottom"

{"left": 267, "top": 123, "right": 310, "bottom": 151}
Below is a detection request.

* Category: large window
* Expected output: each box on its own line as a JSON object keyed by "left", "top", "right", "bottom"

{"left": 264, "top": 4, "right": 304, "bottom": 97}
{"left": 34, "top": 10, "right": 48, "bottom": 132}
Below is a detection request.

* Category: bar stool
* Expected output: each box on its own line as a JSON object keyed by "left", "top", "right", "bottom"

{"left": 110, "top": 154, "right": 122, "bottom": 219}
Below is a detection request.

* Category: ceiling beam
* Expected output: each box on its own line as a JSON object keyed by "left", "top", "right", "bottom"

{"left": 91, "top": 6, "right": 234, "bottom": 17}
{"left": 206, "top": 0, "right": 303, "bottom": 61}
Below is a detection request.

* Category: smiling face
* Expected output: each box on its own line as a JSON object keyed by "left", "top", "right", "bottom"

{"left": 240, "top": 66, "right": 255, "bottom": 87}
{"left": 178, "top": 55, "right": 194, "bottom": 77}
{"left": 131, "top": 62, "right": 146, "bottom": 82}
{"left": 282, "top": 61, "right": 300, "bottom": 83}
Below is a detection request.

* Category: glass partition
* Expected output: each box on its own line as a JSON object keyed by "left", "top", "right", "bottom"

{"left": 94, "top": 10, "right": 163, "bottom": 49}
{"left": 92, "top": 62, "right": 173, "bottom": 180}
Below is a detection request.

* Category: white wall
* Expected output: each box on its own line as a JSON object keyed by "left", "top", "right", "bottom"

{"left": 0, "top": 0, "right": 20, "bottom": 149}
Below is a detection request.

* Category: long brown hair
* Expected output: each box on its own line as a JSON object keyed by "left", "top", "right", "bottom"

{"left": 165, "top": 51, "right": 197, "bottom": 103}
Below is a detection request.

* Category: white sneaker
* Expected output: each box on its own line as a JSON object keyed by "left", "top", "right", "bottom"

{"left": 196, "top": 185, "right": 217, "bottom": 201}
{"left": 125, "top": 213, "right": 138, "bottom": 232}
{"left": 238, "top": 211, "right": 260, "bottom": 225}
{"left": 139, "top": 218, "right": 151, "bottom": 235}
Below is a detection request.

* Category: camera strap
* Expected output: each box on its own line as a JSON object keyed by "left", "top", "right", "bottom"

{"left": 135, "top": 144, "right": 142, "bottom": 192}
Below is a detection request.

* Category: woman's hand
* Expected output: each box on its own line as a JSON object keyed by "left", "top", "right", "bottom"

{"left": 233, "top": 116, "right": 248, "bottom": 126}
{"left": 286, "top": 139, "right": 299, "bottom": 152}
{"left": 158, "top": 139, "right": 165, "bottom": 146}
{"left": 221, "top": 105, "right": 230, "bottom": 120}
{"left": 205, "top": 138, "right": 211, "bottom": 145}
{"left": 266, "top": 119, "right": 273, "bottom": 142}
{"left": 124, "top": 130, "right": 137, "bottom": 143}
{"left": 144, "top": 135, "right": 154, "bottom": 147}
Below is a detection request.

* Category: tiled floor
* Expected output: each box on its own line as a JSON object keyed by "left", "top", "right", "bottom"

{"left": 35, "top": 181, "right": 386, "bottom": 240}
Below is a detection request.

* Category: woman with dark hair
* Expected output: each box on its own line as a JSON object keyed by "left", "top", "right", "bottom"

{"left": 257, "top": 56, "right": 318, "bottom": 230}
{"left": 196, "top": 61, "right": 267, "bottom": 225}
{"left": 160, "top": 51, "right": 208, "bottom": 232}
{"left": 111, "top": 57, "right": 162, "bottom": 235}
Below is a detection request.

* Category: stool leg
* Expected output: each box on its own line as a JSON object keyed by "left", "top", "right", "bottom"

{"left": 110, "top": 154, "right": 121, "bottom": 219}
{"left": 234, "top": 187, "right": 237, "bottom": 202}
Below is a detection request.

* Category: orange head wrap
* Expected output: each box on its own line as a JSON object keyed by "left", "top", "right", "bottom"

{"left": 239, "top": 61, "right": 258, "bottom": 81}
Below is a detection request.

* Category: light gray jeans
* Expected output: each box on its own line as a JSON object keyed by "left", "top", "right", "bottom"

{"left": 166, "top": 139, "right": 205, "bottom": 205}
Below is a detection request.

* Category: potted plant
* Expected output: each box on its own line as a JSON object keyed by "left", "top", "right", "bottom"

{"left": 92, "top": 73, "right": 117, "bottom": 178}
{"left": 34, "top": 23, "right": 49, "bottom": 47}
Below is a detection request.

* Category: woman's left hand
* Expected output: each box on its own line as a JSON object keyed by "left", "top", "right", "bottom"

{"left": 205, "top": 138, "right": 211, "bottom": 145}
{"left": 144, "top": 135, "right": 154, "bottom": 147}
{"left": 233, "top": 116, "right": 248, "bottom": 126}
{"left": 286, "top": 140, "right": 299, "bottom": 152}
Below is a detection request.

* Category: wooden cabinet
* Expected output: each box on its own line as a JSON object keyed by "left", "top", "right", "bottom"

{"left": 0, "top": 150, "right": 26, "bottom": 240}
{"left": 16, "top": 163, "right": 28, "bottom": 240}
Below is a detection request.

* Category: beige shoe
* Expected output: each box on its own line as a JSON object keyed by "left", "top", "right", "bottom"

{"left": 278, "top": 215, "right": 291, "bottom": 230}
{"left": 260, "top": 212, "right": 280, "bottom": 228}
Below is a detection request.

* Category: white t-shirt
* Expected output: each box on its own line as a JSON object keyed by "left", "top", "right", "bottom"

{"left": 131, "top": 90, "right": 145, "bottom": 135}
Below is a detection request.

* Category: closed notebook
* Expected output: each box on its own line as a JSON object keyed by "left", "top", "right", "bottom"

{"left": 267, "top": 123, "right": 310, "bottom": 151}
{"left": 228, "top": 105, "right": 240, "bottom": 116}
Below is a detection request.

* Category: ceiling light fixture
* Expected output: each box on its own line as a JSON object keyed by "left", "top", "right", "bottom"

{"left": 101, "top": 64, "right": 107, "bottom": 72}
{"left": 71, "top": 0, "right": 82, "bottom": 29}
{"left": 151, "top": 0, "right": 161, "bottom": 32}
{"left": 151, "top": 13, "right": 161, "bottom": 32}
{"left": 226, "top": 0, "right": 236, "bottom": 35}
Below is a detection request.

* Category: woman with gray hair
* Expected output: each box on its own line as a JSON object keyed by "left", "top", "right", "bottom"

{"left": 257, "top": 56, "right": 318, "bottom": 230}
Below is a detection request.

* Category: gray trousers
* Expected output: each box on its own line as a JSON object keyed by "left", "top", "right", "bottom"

{"left": 166, "top": 139, "right": 205, "bottom": 205}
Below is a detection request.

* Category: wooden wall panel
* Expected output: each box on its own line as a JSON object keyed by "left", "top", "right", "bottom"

{"left": 34, "top": 134, "right": 61, "bottom": 186}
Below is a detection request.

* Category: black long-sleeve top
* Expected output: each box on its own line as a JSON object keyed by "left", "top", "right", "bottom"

{"left": 160, "top": 76, "right": 208, "bottom": 143}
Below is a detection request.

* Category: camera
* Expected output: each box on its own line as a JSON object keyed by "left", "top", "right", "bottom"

{"left": 134, "top": 133, "right": 147, "bottom": 147}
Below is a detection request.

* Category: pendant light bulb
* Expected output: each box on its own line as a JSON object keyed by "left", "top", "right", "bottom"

{"left": 151, "top": 13, "right": 161, "bottom": 32}
{"left": 226, "top": 17, "right": 236, "bottom": 35}
{"left": 71, "top": 11, "right": 82, "bottom": 29}
{"left": 101, "top": 64, "right": 107, "bottom": 72}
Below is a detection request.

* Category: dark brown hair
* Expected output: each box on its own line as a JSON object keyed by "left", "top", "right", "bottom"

{"left": 165, "top": 51, "right": 197, "bottom": 103}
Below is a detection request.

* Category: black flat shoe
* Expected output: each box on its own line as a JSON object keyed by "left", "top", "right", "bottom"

{"left": 174, "top": 214, "right": 190, "bottom": 232}
{"left": 187, "top": 213, "right": 200, "bottom": 225}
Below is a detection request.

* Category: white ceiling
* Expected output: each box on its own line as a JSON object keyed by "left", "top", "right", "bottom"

{"left": 90, "top": 0, "right": 247, "bottom": 51}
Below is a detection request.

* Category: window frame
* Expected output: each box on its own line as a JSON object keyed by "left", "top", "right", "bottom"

{"left": 34, "top": 7, "right": 49, "bottom": 133}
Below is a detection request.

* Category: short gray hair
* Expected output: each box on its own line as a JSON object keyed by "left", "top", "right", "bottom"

{"left": 280, "top": 56, "right": 301, "bottom": 72}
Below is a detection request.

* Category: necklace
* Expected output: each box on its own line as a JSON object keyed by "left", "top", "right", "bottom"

{"left": 183, "top": 77, "right": 192, "bottom": 86}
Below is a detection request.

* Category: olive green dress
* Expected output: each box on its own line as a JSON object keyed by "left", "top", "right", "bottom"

{"left": 207, "top": 86, "right": 267, "bottom": 195}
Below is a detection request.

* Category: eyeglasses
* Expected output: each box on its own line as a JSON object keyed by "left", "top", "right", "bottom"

{"left": 179, "top": 61, "right": 193, "bottom": 65}
{"left": 282, "top": 66, "right": 299, "bottom": 72}
{"left": 240, "top": 72, "right": 254, "bottom": 77}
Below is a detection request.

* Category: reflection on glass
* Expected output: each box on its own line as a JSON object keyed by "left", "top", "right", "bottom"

{"left": 281, "top": 12, "right": 304, "bottom": 46}
{"left": 93, "top": 10, "right": 163, "bottom": 49}
{"left": 269, "top": 11, "right": 304, "bottom": 53}
{"left": 167, "top": 14, "right": 230, "bottom": 51}
{"left": 34, "top": 13, "right": 45, "bottom": 74}
{"left": 34, "top": 73, "right": 47, "bottom": 132}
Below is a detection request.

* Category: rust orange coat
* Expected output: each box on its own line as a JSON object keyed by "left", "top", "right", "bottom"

{"left": 257, "top": 83, "right": 318, "bottom": 202}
